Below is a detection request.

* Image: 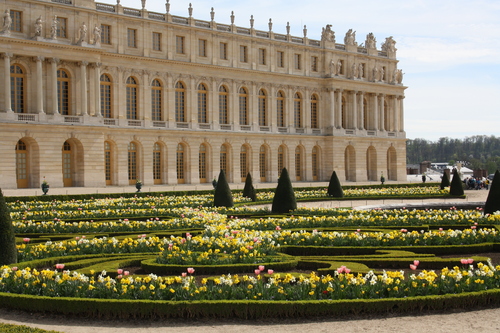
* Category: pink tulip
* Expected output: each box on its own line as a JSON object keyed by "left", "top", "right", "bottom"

{"left": 460, "top": 259, "right": 468, "bottom": 265}
{"left": 11, "top": 267, "right": 18, "bottom": 271}
{"left": 124, "top": 271, "right": 130, "bottom": 276}
{"left": 267, "top": 269, "right": 274, "bottom": 275}
{"left": 467, "top": 258, "right": 474, "bottom": 264}
{"left": 254, "top": 269, "right": 261, "bottom": 275}
{"left": 413, "top": 260, "right": 420, "bottom": 266}
{"left": 356, "top": 229, "right": 361, "bottom": 232}
{"left": 275, "top": 226, "right": 281, "bottom": 231}
{"left": 182, "top": 272, "right": 187, "bottom": 277}
{"left": 23, "top": 238, "right": 30, "bottom": 242}
{"left": 410, "top": 264, "right": 417, "bottom": 270}
{"left": 187, "top": 267, "right": 195, "bottom": 274}
{"left": 117, "top": 274, "right": 122, "bottom": 279}
{"left": 55, "top": 263, "right": 65, "bottom": 270}
{"left": 117, "top": 269, "right": 123, "bottom": 275}
{"left": 259, "top": 265, "right": 265, "bottom": 271}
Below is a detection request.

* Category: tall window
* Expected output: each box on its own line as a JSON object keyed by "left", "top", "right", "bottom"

{"left": 220, "top": 145, "right": 228, "bottom": 176}
{"left": 219, "top": 85, "right": 228, "bottom": 124}
{"left": 239, "top": 87, "right": 248, "bottom": 125}
{"left": 363, "top": 98, "right": 368, "bottom": 130}
{"left": 10, "top": 10, "right": 22, "bottom": 32}
{"left": 57, "top": 17, "right": 67, "bottom": 38}
{"left": 176, "top": 36, "right": 185, "bottom": 54}
{"left": 295, "top": 146, "right": 302, "bottom": 181}
{"left": 277, "top": 51, "right": 284, "bottom": 68}
{"left": 62, "top": 141, "right": 73, "bottom": 187}
{"left": 220, "top": 42, "right": 228, "bottom": 60}
{"left": 199, "top": 39, "right": 207, "bottom": 57}
{"left": 127, "top": 142, "right": 137, "bottom": 185}
{"left": 104, "top": 141, "right": 112, "bottom": 185}
{"left": 278, "top": 146, "right": 285, "bottom": 174}
{"left": 197, "top": 83, "right": 207, "bottom": 123}
{"left": 153, "top": 143, "right": 162, "bottom": 184}
{"left": 151, "top": 79, "right": 162, "bottom": 121}
{"left": 175, "top": 81, "right": 186, "bottom": 122}
{"left": 16, "top": 140, "right": 28, "bottom": 188}
{"left": 176, "top": 144, "right": 185, "bottom": 183}
{"left": 199, "top": 144, "right": 207, "bottom": 183}
{"left": 294, "top": 53, "right": 301, "bottom": 70}
{"left": 259, "top": 146, "right": 267, "bottom": 182}
{"left": 127, "top": 28, "right": 137, "bottom": 48}
{"left": 294, "top": 93, "right": 302, "bottom": 128}
{"left": 341, "top": 96, "right": 347, "bottom": 129}
{"left": 10, "top": 64, "right": 25, "bottom": 113}
{"left": 312, "top": 146, "right": 319, "bottom": 181}
{"left": 240, "top": 45, "right": 248, "bottom": 63}
{"left": 258, "top": 48, "right": 266, "bottom": 65}
{"left": 311, "top": 56, "right": 318, "bottom": 72}
{"left": 258, "top": 89, "right": 267, "bottom": 126}
{"left": 100, "top": 74, "right": 112, "bottom": 118}
{"left": 240, "top": 145, "right": 248, "bottom": 181}
{"left": 310, "top": 94, "right": 318, "bottom": 129}
{"left": 57, "top": 69, "right": 70, "bottom": 115}
{"left": 152, "top": 32, "right": 161, "bottom": 51}
{"left": 126, "top": 77, "right": 138, "bottom": 120}
{"left": 101, "top": 24, "right": 111, "bottom": 44}
{"left": 276, "top": 91, "right": 285, "bottom": 127}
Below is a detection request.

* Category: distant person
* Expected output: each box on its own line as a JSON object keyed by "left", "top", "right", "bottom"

{"left": 422, "top": 173, "right": 426, "bottom": 183}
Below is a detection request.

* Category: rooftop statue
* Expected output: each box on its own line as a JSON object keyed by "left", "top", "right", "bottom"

{"left": 321, "top": 24, "right": 335, "bottom": 42}
{"left": 344, "top": 29, "right": 356, "bottom": 46}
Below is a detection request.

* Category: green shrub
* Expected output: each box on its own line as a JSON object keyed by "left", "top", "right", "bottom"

{"left": 327, "top": 171, "right": 344, "bottom": 197}
{"left": 484, "top": 170, "right": 500, "bottom": 215}
{"left": 0, "top": 189, "right": 17, "bottom": 265}
{"left": 242, "top": 173, "right": 256, "bottom": 202}
{"left": 213, "top": 170, "right": 234, "bottom": 208}
{"left": 440, "top": 170, "right": 450, "bottom": 189}
{"left": 272, "top": 168, "right": 297, "bottom": 213}
{"left": 449, "top": 169, "right": 464, "bottom": 196}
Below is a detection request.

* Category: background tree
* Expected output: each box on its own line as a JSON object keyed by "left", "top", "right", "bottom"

{"left": 449, "top": 169, "right": 464, "bottom": 196}
{"left": 327, "top": 171, "right": 344, "bottom": 197}
{"left": 0, "top": 189, "right": 17, "bottom": 265}
{"left": 439, "top": 169, "right": 450, "bottom": 190}
{"left": 213, "top": 170, "right": 233, "bottom": 207}
{"left": 242, "top": 172, "right": 256, "bottom": 202}
{"left": 484, "top": 170, "right": 500, "bottom": 215}
{"left": 272, "top": 168, "right": 297, "bottom": 213}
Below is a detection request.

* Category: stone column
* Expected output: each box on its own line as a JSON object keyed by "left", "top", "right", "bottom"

{"left": 90, "top": 62, "right": 101, "bottom": 116}
{"left": 398, "top": 96, "right": 405, "bottom": 131}
{"left": 34, "top": 56, "right": 45, "bottom": 114}
{"left": 372, "top": 93, "right": 378, "bottom": 131}
{"left": 328, "top": 88, "right": 335, "bottom": 129}
{"left": 78, "top": 61, "right": 88, "bottom": 115}
{"left": 351, "top": 90, "right": 357, "bottom": 129}
{"left": 335, "top": 89, "right": 343, "bottom": 129}
{"left": 358, "top": 91, "right": 365, "bottom": 130}
{"left": 48, "top": 58, "right": 59, "bottom": 114}
{"left": 2, "top": 53, "right": 13, "bottom": 112}
{"left": 379, "top": 94, "right": 385, "bottom": 131}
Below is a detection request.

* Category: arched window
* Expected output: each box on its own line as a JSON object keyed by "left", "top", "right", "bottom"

{"left": 10, "top": 64, "right": 25, "bottom": 113}
{"left": 220, "top": 145, "right": 228, "bottom": 176}
{"left": 175, "top": 81, "right": 186, "bottom": 122}
{"left": 295, "top": 146, "right": 302, "bottom": 181}
{"left": 62, "top": 141, "right": 73, "bottom": 186}
{"left": 153, "top": 142, "right": 163, "bottom": 184}
{"left": 276, "top": 91, "right": 285, "bottom": 128}
{"left": 176, "top": 143, "right": 185, "bottom": 184}
{"left": 57, "top": 69, "right": 70, "bottom": 115}
{"left": 16, "top": 140, "right": 28, "bottom": 188}
{"left": 294, "top": 93, "right": 302, "bottom": 128}
{"left": 151, "top": 79, "right": 162, "bottom": 121}
{"left": 198, "top": 83, "right": 207, "bottom": 123}
{"left": 199, "top": 144, "right": 207, "bottom": 183}
{"left": 312, "top": 146, "right": 319, "bottom": 181}
{"left": 278, "top": 145, "right": 285, "bottom": 174}
{"left": 104, "top": 141, "right": 113, "bottom": 185}
{"left": 240, "top": 145, "right": 248, "bottom": 182}
{"left": 310, "top": 94, "right": 318, "bottom": 129}
{"left": 128, "top": 142, "right": 138, "bottom": 185}
{"left": 258, "top": 89, "right": 267, "bottom": 126}
{"left": 126, "top": 77, "right": 138, "bottom": 120}
{"left": 219, "top": 85, "right": 228, "bottom": 124}
{"left": 259, "top": 145, "right": 267, "bottom": 182}
{"left": 100, "top": 74, "right": 112, "bottom": 118}
{"left": 239, "top": 87, "right": 248, "bottom": 125}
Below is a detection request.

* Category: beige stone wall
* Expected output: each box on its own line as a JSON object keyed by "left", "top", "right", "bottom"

{"left": 0, "top": 0, "right": 407, "bottom": 189}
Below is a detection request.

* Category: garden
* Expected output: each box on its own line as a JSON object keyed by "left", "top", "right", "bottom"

{"left": 1, "top": 169, "right": 500, "bottom": 320}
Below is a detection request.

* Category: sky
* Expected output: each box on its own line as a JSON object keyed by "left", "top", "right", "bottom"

{"left": 101, "top": 0, "right": 500, "bottom": 141}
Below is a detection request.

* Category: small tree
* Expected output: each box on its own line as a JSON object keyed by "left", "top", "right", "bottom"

{"left": 242, "top": 172, "right": 256, "bottom": 202}
{"left": 440, "top": 169, "right": 450, "bottom": 190}
{"left": 213, "top": 170, "right": 234, "bottom": 207}
{"left": 272, "top": 168, "right": 297, "bottom": 213}
{"left": 327, "top": 170, "right": 344, "bottom": 197}
{"left": 449, "top": 169, "right": 464, "bottom": 196}
{"left": 484, "top": 170, "right": 500, "bottom": 215}
{"left": 0, "top": 189, "right": 17, "bottom": 265}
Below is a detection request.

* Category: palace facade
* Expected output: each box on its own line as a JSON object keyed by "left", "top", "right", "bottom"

{"left": 0, "top": 0, "right": 406, "bottom": 189}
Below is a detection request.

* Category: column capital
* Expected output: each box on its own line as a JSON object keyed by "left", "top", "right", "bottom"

{"left": 90, "top": 62, "right": 102, "bottom": 69}
{"left": 1, "top": 52, "right": 13, "bottom": 59}
{"left": 34, "top": 56, "right": 45, "bottom": 62}
{"left": 78, "top": 61, "right": 89, "bottom": 67}
{"left": 48, "top": 57, "right": 60, "bottom": 64}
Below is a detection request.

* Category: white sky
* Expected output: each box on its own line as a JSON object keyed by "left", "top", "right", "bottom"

{"left": 100, "top": 0, "right": 500, "bottom": 141}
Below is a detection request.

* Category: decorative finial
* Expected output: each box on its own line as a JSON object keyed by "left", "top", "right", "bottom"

{"left": 141, "top": 0, "right": 146, "bottom": 9}
{"left": 230, "top": 11, "right": 235, "bottom": 24}
{"left": 116, "top": 0, "right": 120, "bottom": 5}
{"left": 188, "top": 3, "right": 193, "bottom": 17}
{"left": 286, "top": 22, "right": 290, "bottom": 35}
{"left": 165, "top": 0, "right": 170, "bottom": 14}
{"left": 210, "top": 7, "right": 215, "bottom": 21}
{"left": 303, "top": 25, "right": 307, "bottom": 38}
{"left": 268, "top": 18, "right": 272, "bottom": 31}
{"left": 250, "top": 15, "right": 254, "bottom": 28}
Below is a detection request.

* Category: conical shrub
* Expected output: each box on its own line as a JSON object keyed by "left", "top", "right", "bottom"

{"left": 484, "top": 170, "right": 500, "bottom": 215}
{"left": 440, "top": 169, "right": 450, "bottom": 190}
{"left": 327, "top": 170, "right": 344, "bottom": 197}
{"left": 449, "top": 169, "right": 464, "bottom": 196}
{"left": 213, "top": 170, "right": 233, "bottom": 207}
{"left": 0, "top": 189, "right": 17, "bottom": 265}
{"left": 242, "top": 172, "right": 256, "bottom": 202}
{"left": 272, "top": 168, "right": 297, "bottom": 213}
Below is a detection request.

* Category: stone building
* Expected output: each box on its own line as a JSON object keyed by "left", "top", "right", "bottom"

{"left": 0, "top": 0, "right": 406, "bottom": 189}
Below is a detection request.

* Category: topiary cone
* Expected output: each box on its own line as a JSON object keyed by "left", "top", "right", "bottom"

{"left": 484, "top": 170, "right": 500, "bottom": 215}
{"left": 0, "top": 189, "right": 17, "bottom": 265}
{"left": 213, "top": 170, "right": 234, "bottom": 207}
{"left": 242, "top": 172, "right": 256, "bottom": 202}
{"left": 449, "top": 169, "right": 464, "bottom": 196}
{"left": 272, "top": 168, "right": 297, "bottom": 213}
{"left": 327, "top": 170, "right": 344, "bottom": 197}
{"left": 440, "top": 169, "right": 450, "bottom": 190}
